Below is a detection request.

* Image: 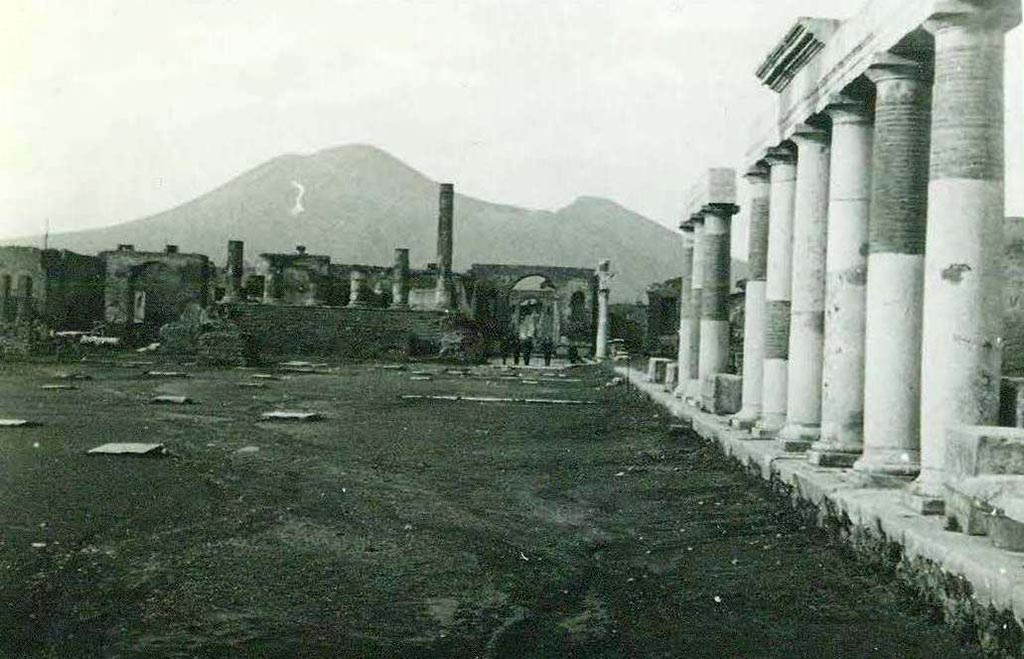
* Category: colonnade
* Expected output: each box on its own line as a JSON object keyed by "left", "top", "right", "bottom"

{"left": 675, "top": 0, "right": 1019, "bottom": 511}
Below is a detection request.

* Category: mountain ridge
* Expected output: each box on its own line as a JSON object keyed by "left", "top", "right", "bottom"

{"left": 6, "top": 144, "right": 683, "bottom": 302}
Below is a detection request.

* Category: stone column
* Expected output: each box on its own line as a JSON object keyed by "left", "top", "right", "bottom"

{"left": 225, "top": 240, "right": 244, "bottom": 302}
{"left": 809, "top": 98, "right": 874, "bottom": 467}
{"left": 594, "top": 259, "right": 611, "bottom": 360}
{"left": 732, "top": 164, "right": 770, "bottom": 428}
{"left": 674, "top": 222, "right": 697, "bottom": 397}
{"left": 392, "top": 248, "right": 410, "bottom": 309}
{"left": 15, "top": 275, "right": 34, "bottom": 323}
{"left": 914, "top": 1, "right": 1020, "bottom": 503}
{"left": 349, "top": 270, "right": 367, "bottom": 307}
{"left": 853, "top": 54, "right": 932, "bottom": 477}
{"left": 262, "top": 265, "right": 284, "bottom": 304}
{"left": 754, "top": 145, "right": 797, "bottom": 437}
{"left": 698, "top": 203, "right": 739, "bottom": 381}
{"left": 684, "top": 216, "right": 706, "bottom": 401}
{"left": 435, "top": 183, "right": 455, "bottom": 309}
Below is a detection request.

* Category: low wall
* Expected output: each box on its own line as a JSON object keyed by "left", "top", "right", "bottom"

{"left": 223, "top": 303, "right": 450, "bottom": 359}
{"left": 618, "top": 365, "right": 1024, "bottom": 656}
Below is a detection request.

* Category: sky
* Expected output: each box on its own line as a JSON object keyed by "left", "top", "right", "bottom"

{"left": 2, "top": 0, "right": 1023, "bottom": 243}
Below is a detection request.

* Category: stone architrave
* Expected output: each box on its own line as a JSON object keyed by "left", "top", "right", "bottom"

{"left": 914, "top": 1, "right": 1020, "bottom": 505}
{"left": 753, "top": 145, "right": 797, "bottom": 437}
{"left": 853, "top": 53, "right": 932, "bottom": 478}
{"left": 808, "top": 98, "right": 873, "bottom": 467}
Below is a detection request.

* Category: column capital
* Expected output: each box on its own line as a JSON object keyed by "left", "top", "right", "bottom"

{"left": 702, "top": 203, "right": 740, "bottom": 218}
{"left": 926, "top": 0, "right": 1021, "bottom": 33}
{"left": 865, "top": 52, "right": 930, "bottom": 84}
{"left": 678, "top": 217, "right": 696, "bottom": 232}
{"left": 764, "top": 144, "right": 796, "bottom": 166}
{"left": 790, "top": 123, "right": 829, "bottom": 146}
{"left": 744, "top": 161, "right": 770, "bottom": 183}
{"left": 823, "top": 94, "right": 872, "bottom": 126}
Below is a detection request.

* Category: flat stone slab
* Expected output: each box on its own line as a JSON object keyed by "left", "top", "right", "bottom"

{"left": 237, "top": 382, "right": 266, "bottom": 389}
{"left": 54, "top": 373, "right": 92, "bottom": 381}
{"left": 382, "top": 364, "right": 408, "bottom": 371}
{"left": 0, "top": 419, "right": 35, "bottom": 428}
{"left": 260, "top": 411, "right": 323, "bottom": 422}
{"left": 149, "top": 395, "right": 194, "bottom": 405}
{"left": 87, "top": 442, "right": 165, "bottom": 456}
{"left": 145, "top": 371, "right": 190, "bottom": 378}
{"left": 409, "top": 376, "right": 433, "bottom": 381}
{"left": 251, "top": 374, "right": 280, "bottom": 380}
{"left": 41, "top": 384, "right": 78, "bottom": 391}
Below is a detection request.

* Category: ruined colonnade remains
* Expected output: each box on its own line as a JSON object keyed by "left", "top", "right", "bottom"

{"left": 673, "top": 0, "right": 1020, "bottom": 513}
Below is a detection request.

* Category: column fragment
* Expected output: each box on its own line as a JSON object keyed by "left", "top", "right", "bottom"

{"left": 674, "top": 222, "right": 697, "bottom": 397}
{"left": 392, "top": 248, "right": 410, "bottom": 309}
{"left": 853, "top": 54, "right": 932, "bottom": 477}
{"left": 435, "top": 183, "right": 455, "bottom": 309}
{"left": 733, "top": 164, "right": 770, "bottom": 428}
{"left": 914, "top": 2, "right": 1020, "bottom": 502}
{"left": 594, "top": 259, "right": 611, "bottom": 361}
{"left": 809, "top": 98, "right": 873, "bottom": 466}
{"left": 754, "top": 145, "right": 797, "bottom": 437}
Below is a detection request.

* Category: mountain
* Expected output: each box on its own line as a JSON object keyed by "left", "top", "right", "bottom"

{"left": 11, "top": 144, "right": 683, "bottom": 302}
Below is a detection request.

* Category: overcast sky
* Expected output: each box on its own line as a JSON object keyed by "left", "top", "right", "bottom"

{"left": 2, "top": 0, "right": 1023, "bottom": 241}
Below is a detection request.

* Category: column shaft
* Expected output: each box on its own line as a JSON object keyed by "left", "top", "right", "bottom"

{"left": 698, "top": 205, "right": 736, "bottom": 380}
{"left": 733, "top": 167, "right": 770, "bottom": 427}
{"left": 595, "top": 260, "right": 611, "bottom": 360}
{"left": 755, "top": 147, "right": 797, "bottom": 435}
{"left": 854, "top": 54, "right": 932, "bottom": 477}
{"left": 392, "top": 248, "right": 410, "bottom": 308}
{"left": 684, "top": 219, "right": 706, "bottom": 400}
{"left": 915, "top": 5, "right": 1018, "bottom": 498}
{"left": 225, "top": 240, "right": 244, "bottom": 302}
{"left": 675, "top": 227, "right": 696, "bottom": 396}
{"left": 809, "top": 102, "right": 873, "bottom": 466}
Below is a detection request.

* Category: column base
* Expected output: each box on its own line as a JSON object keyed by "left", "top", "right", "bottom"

{"left": 752, "top": 414, "right": 785, "bottom": 439}
{"left": 900, "top": 486, "right": 945, "bottom": 516}
{"left": 851, "top": 452, "right": 920, "bottom": 478}
{"left": 777, "top": 422, "right": 820, "bottom": 452}
{"left": 672, "top": 384, "right": 688, "bottom": 399}
{"left": 806, "top": 444, "right": 861, "bottom": 468}
{"left": 730, "top": 407, "right": 760, "bottom": 429}
{"left": 684, "top": 379, "right": 703, "bottom": 406}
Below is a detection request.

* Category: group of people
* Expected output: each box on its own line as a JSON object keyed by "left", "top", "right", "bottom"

{"left": 499, "top": 333, "right": 556, "bottom": 366}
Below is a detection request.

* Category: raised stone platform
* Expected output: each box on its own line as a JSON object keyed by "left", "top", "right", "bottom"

{"left": 616, "top": 365, "right": 1024, "bottom": 635}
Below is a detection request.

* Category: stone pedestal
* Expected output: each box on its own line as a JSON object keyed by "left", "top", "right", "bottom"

{"left": 733, "top": 164, "right": 770, "bottom": 429}
{"left": 914, "top": 3, "right": 1019, "bottom": 503}
{"left": 809, "top": 100, "right": 873, "bottom": 467}
{"left": 754, "top": 145, "right": 796, "bottom": 438}
{"left": 675, "top": 224, "right": 697, "bottom": 397}
{"left": 853, "top": 53, "right": 932, "bottom": 478}
{"left": 778, "top": 125, "right": 830, "bottom": 452}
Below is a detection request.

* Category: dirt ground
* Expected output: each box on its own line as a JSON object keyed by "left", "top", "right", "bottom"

{"left": 0, "top": 356, "right": 988, "bottom": 658}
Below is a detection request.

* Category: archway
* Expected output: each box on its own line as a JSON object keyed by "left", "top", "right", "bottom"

{"left": 508, "top": 275, "right": 559, "bottom": 345}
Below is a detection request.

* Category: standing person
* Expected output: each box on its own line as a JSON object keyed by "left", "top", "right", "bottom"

{"left": 541, "top": 336, "right": 555, "bottom": 366}
{"left": 519, "top": 309, "right": 536, "bottom": 366}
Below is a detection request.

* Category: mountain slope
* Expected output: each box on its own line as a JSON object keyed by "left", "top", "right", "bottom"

{"left": 15, "top": 144, "right": 683, "bottom": 302}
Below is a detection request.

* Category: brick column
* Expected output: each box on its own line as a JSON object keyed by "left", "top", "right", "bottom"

{"left": 674, "top": 221, "right": 697, "bottom": 397}
{"left": 683, "top": 216, "right": 706, "bottom": 401}
{"left": 392, "top": 248, "right": 410, "bottom": 309}
{"left": 595, "top": 259, "right": 611, "bottom": 360}
{"left": 698, "top": 203, "right": 739, "bottom": 381}
{"left": 733, "top": 164, "right": 770, "bottom": 428}
{"left": 913, "top": 1, "right": 1020, "bottom": 505}
{"left": 809, "top": 98, "right": 874, "bottom": 467}
{"left": 753, "top": 145, "right": 797, "bottom": 437}
{"left": 853, "top": 53, "right": 932, "bottom": 477}
{"left": 435, "top": 183, "right": 455, "bottom": 309}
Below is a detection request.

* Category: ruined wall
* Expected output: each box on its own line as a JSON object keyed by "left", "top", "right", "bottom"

{"left": 1004, "top": 217, "right": 1024, "bottom": 376}
{"left": 223, "top": 304, "right": 449, "bottom": 359}
{"left": 0, "top": 247, "right": 104, "bottom": 329}
{"left": 0, "top": 247, "right": 47, "bottom": 322}
{"left": 101, "top": 249, "right": 210, "bottom": 327}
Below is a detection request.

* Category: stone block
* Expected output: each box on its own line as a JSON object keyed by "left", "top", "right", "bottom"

{"left": 700, "top": 374, "right": 742, "bottom": 416}
{"left": 663, "top": 363, "right": 678, "bottom": 391}
{"left": 685, "top": 168, "right": 737, "bottom": 216}
{"left": 945, "top": 425, "right": 1024, "bottom": 479}
{"left": 646, "top": 358, "right": 672, "bottom": 384}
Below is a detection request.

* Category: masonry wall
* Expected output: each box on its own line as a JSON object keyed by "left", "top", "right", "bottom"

{"left": 223, "top": 303, "right": 449, "bottom": 359}
{"left": 101, "top": 250, "right": 210, "bottom": 327}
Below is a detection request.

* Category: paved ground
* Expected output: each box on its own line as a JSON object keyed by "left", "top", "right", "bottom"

{"left": 0, "top": 356, "right": 988, "bottom": 658}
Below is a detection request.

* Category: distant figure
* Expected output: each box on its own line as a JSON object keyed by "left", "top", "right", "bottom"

{"left": 499, "top": 331, "right": 513, "bottom": 365}
{"left": 511, "top": 335, "right": 523, "bottom": 365}
{"left": 540, "top": 336, "right": 555, "bottom": 366}
{"left": 518, "top": 312, "right": 536, "bottom": 366}
{"left": 568, "top": 344, "right": 581, "bottom": 364}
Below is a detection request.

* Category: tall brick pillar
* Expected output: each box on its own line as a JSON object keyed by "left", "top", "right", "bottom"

{"left": 913, "top": 0, "right": 1021, "bottom": 507}
{"left": 225, "top": 240, "right": 244, "bottom": 302}
{"left": 435, "top": 183, "right": 455, "bottom": 309}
